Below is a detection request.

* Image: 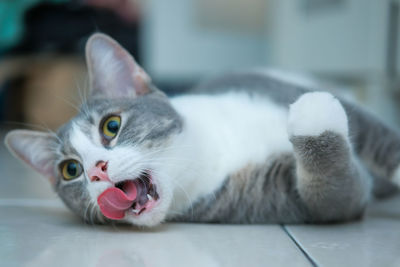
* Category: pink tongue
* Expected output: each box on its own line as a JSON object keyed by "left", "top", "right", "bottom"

{"left": 97, "top": 181, "right": 137, "bottom": 220}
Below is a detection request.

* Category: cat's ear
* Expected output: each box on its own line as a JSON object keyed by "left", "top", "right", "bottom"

{"left": 5, "top": 130, "right": 58, "bottom": 185}
{"left": 86, "top": 33, "right": 153, "bottom": 98}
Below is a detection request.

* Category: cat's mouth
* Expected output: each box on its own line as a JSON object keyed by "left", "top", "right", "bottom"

{"left": 97, "top": 171, "right": 160, "bottom": 220}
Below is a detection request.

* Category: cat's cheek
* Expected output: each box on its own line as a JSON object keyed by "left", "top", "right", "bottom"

{"left": 87, "top": 181, "right": 113, "bottom": 200}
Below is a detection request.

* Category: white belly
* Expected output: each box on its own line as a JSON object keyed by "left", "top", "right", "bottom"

{"left": 167, "top": 92, "right": 293, "bottom": 213}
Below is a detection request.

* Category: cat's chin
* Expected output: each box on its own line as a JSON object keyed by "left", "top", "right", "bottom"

{"left": 123, "top": 179, "right": 173, "bottom": 227}
{"left": 124, "top": 207, "right": 167, "bottom": 227}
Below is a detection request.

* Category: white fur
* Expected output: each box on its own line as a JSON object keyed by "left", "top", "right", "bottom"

{"left": 287, "top": 92, "right": 349, "bottom": 137}
{"left": 167, "top": 92, "right": 292, "bottom": 214}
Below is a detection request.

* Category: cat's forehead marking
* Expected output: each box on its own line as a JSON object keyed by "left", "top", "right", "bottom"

{"left": 69, "top": 122, "right": 104, "bottom": 164}
{"left": 75, "top": 118, "right": 94, "bottom": 139}
{"left": 56, "top": 122, "right": 78, "bottom": 157}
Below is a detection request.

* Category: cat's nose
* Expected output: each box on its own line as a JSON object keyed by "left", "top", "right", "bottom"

{"left": 88, "top": 161, "right": 111, "bottom": 183}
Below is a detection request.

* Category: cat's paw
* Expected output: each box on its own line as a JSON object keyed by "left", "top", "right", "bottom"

{"left": 287, "top": 92, "right": 348, "bottom": 137}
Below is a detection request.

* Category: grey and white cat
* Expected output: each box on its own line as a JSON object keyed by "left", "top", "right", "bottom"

{"left": 5, "top": 33, "right": 400, "bottom": 227}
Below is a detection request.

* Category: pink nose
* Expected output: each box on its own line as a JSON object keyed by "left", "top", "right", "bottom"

{"left": 88, "top": 161, "right": 111, "bottom": 183}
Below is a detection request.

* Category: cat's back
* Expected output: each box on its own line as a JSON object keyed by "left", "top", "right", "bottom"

{"left": 189, "top": 70, "right": 311, "bottom": 106}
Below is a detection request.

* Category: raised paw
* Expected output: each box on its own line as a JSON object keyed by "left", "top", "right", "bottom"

{"left": 287, "top": 92, "right": 348, "bottom": 137}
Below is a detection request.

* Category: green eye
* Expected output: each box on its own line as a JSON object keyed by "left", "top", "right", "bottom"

{"left": 60, "top": 160, "right": 83, "bottom": 180}
{"left": 102, "top": 115, "right": 121, "bottom": 139}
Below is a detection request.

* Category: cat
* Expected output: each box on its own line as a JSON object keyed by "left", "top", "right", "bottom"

{"left": 5, "top": 33, "right": 400, "bottom": 227}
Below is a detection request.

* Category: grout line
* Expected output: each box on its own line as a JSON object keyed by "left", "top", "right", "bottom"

{"left": 281, "top": 225, "right": 319, "bottom": 267}
{"left": 0, "top": 198, "right": 62, "bottom": 207}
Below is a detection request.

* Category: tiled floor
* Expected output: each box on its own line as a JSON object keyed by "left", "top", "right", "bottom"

{"left": 2, "top": 134, "right": 400, "bottom": 267}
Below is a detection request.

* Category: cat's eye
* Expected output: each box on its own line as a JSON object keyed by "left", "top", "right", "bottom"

{"left": 101, "top": 115, "right": 121, "bottom": 140}
{"left": 60, "top": 160, "right": 83, "bottom": 180}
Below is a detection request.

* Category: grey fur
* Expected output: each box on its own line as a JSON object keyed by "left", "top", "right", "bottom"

{"left": 290, "top": 131, "right": 369, "bottom": 222}
{"left": 171, "top": 154, "right": 311, "bottom": 224}
{"left": 84, "top": 93, "right": 183, "bottom": 146}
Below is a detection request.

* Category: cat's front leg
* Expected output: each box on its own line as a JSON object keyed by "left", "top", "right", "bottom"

{"left": 288, "top": 92, "right": 372, "bottom": 222}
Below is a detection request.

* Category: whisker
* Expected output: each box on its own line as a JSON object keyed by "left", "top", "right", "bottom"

{"left": 52, "top": 92, "right": 81, "bottom": 114}
{"left": 83, "top": 200, "right": 91, "bottom": 224}
{"left": 152, "top": 169, "right": 195, "bottom": 221}
{"left": 89, "top": 202, "right": 96, "bottom": 225}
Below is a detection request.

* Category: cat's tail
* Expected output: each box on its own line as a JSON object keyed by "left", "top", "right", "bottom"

{"left": 342, "top": 100, "right": 400, "bottom": 198}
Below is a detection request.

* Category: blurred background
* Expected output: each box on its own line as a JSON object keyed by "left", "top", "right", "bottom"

{"left": 0, "top": 0, "right": 399, "bottom": 131}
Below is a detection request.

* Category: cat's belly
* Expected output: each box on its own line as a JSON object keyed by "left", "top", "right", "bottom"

{"left": 166, "top": 92, "right": 293, "bottom": 215}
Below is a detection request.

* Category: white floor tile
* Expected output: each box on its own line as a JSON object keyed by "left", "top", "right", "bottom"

{"left": 0, "top": 204, "right": 310, "bottom": 267}
{"left": 285, "top": 195, "right": 400, "bottom": 267}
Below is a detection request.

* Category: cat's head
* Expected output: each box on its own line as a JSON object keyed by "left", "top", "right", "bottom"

{"left": 5, "top": 33, "right": 183, "bottom": 227}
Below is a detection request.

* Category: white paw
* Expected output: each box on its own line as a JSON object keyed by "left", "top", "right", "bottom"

{"left": 287, "top": 92, "right": 348, "bottom": 137}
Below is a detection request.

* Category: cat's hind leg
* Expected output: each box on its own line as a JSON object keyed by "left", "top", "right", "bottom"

{"left": 288, "top": 92, "right": 372, "bottom": 222}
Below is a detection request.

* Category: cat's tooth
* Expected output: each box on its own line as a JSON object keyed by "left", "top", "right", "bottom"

{"left": 132, "top": 209, "right": 140, "bottom": 214}
{"left": 146, "top": 194, "right": 153, "bottom": 201}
